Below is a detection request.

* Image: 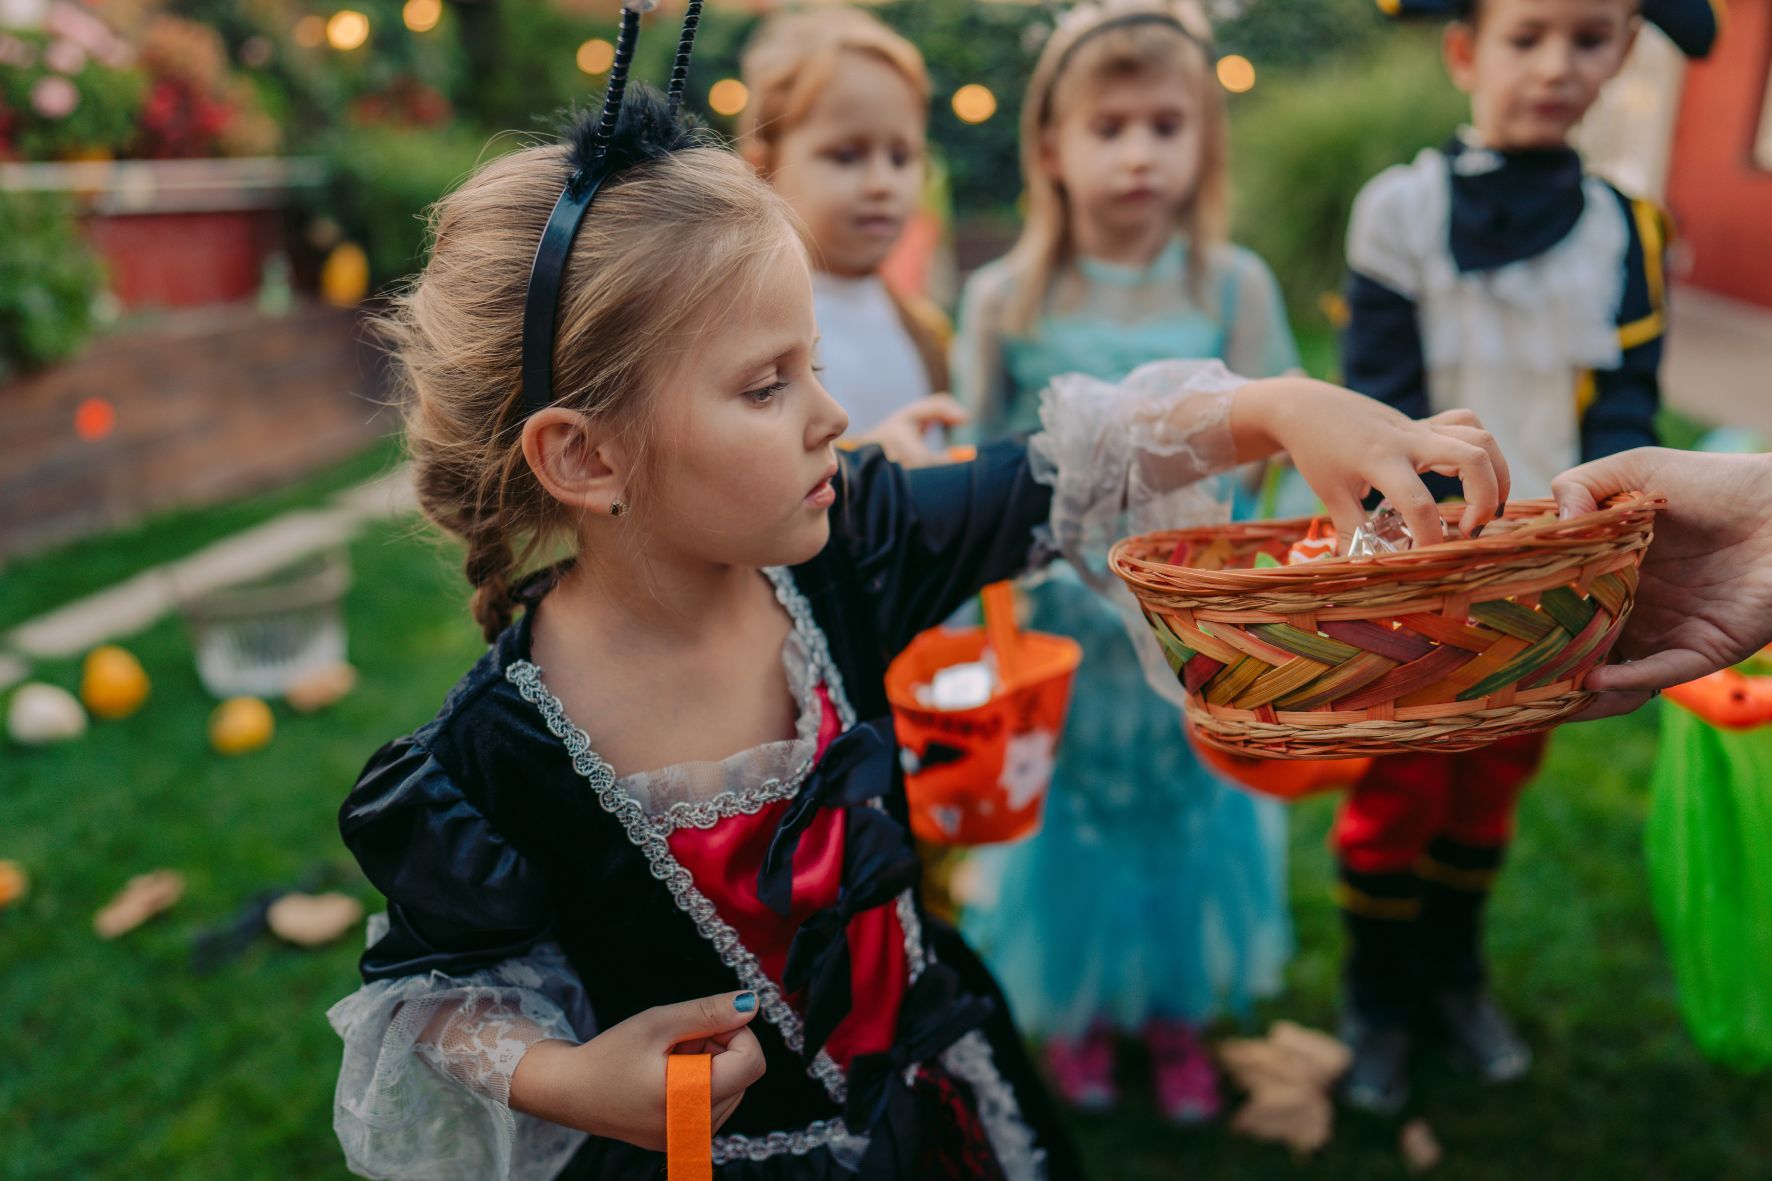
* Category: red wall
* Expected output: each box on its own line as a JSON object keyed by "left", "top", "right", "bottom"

{"left": 1667, "top": 0, "right": 1772, "bottom": 307}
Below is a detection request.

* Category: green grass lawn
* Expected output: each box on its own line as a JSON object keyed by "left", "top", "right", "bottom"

{"left": 0, "top": 438, "right": 405, "bottom": 635}
{"left": 5, "top": 498, "right": 1770, "bottom": 1179}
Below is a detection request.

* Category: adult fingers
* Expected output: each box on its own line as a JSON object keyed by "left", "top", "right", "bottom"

{"left": 1569, "top": 689, "right": 1657, "bottom": 723}
{"left": 1584, "top": 648, "right": 1718, "bottom": 694}
{"left": 1553, "top": 450, "right": 1654, "bottom": 519}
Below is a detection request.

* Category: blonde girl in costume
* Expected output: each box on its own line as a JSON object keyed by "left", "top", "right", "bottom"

{"left": 740, "top": 7, "right": 965, "bottom": 465}
{"left": 954, "top": 0, "right": 1305, "bottom": 1123}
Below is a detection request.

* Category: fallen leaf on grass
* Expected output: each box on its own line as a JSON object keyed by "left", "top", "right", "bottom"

{"left": 1401, "top": 1118, "right": 1443, "bottom": 1174}
{"left": 1269, "top": 1020, "right": 1353, "bottom": 1087}
{"left": 285, "top": 663, "right": 358, "bottom": 713}
{"left": 267, "top": 892, "right": 363, "bottom": 947}
{"left": 0, "top": 860, "right": 28, "bottom": 908}
{"left": 94, "top": 870, "right": 185, "bottom": 938}
{"left": 1218, "top": 1021, "right": 1352, "bottom": 1157}
{"left": 1229, "top": 1082, "right": 1333, "bottom": 1155}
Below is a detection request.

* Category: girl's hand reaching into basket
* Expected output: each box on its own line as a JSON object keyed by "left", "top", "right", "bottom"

{"left": 1230, "top": 379, "right": 1510, "bottom": 548}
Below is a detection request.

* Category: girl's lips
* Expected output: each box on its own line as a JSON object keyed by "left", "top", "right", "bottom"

{"left": 854, "top": 215, "right": 902, "bottom": 238}
{"left": 806, "top": 464, "right": 839, "bottom": 507}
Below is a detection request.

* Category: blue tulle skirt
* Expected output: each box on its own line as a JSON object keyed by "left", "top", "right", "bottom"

{"left": 961, "top": 570, "right": 1294, "bottom": 1038}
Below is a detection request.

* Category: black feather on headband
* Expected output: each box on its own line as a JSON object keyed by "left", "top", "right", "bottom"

{"left": 518, "top": 0, "right": 707, "bottom": 421}
{"left": 561, "top": 82, "right": 705, "bottom": 188}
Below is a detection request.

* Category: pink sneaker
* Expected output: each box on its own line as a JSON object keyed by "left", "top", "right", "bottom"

{"left": 1146, "top": 1019, "right": 1223, "bottom": 1125}
{"left": 1042, "top": 1026, "right": 1118, "bottom": 1112}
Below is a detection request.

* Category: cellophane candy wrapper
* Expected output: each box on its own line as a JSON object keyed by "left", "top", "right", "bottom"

{"left": 1346, "top": 502, "right": 1463, "bottom": 558}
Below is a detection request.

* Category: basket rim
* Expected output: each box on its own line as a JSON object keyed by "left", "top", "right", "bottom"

{"left": 1110, "top": 492, "right": 1662, "bottom": 592}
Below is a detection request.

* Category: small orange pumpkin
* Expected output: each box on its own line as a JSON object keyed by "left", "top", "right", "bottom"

{"left": 1664, "top": 665, "right": 1772, "bottom": 730}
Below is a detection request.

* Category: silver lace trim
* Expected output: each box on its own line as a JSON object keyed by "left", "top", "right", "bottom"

{"left": 764, "top": 565, "right": 857, "bottom": 731}
{"left": 942, "top": 1032, "right": 1047, "bottom": 1179}
{"left": 711, "top": 1116, "right": 868, "bottom": 1166}
{"left": 648, "top": 767, "right": 810, "bottom": 833}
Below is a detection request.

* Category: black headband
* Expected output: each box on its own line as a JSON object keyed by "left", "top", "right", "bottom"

{"left": 517, "top": 0, "right": 705, "bottom": 421}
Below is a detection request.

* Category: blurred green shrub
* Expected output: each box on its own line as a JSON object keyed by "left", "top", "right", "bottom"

{"left": 1229, "top": 29, "right": 1467, "bottom": 331}
{"left": 0, "top": 191, "right": 104, "bottom": 381}
{"left": 312, "top": 122, "right": 511, "bottom": 288}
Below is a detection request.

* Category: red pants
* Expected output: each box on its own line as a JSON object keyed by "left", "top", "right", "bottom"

{"left": 1333, "top": 733, "right": 1550, "bottom": 876}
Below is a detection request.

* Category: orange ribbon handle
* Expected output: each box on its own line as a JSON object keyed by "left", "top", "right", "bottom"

{"left": 665, "top": 1052, "right": 714, "bottom": 1181}
{"left": 981, "top": 581, "right": 1022, "bottom": 686}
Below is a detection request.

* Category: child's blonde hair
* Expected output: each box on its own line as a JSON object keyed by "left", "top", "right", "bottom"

{"left": 381, "top": 138, "right": 799, "bottom": 640}
{"left": 1002, "top": 0, "right": 1228, "bottom": 335}
{"left": 737, "top": 7, "right": 930, "bottom": 168}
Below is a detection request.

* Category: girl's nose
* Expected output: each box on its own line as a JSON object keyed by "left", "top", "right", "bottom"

{"left": 862, "top": 153, "right": 895, "bottom": 195}
{"left": 805, "top": 374, "right": 849, "bottom": 448}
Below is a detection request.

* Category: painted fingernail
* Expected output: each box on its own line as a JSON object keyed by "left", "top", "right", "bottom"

{"left": 734, "top": 992, "right": 757, "bottom": 1013}
{"left": 1471, "top": 523, "right": 1485, "bottom": 538}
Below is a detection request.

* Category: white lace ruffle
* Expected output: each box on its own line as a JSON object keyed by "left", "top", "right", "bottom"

{"left": 327, "top": 918, "right": 593, "bottom": 1181}
{"left": 1028, "top": 358, "right": 1243, "bottom": 706}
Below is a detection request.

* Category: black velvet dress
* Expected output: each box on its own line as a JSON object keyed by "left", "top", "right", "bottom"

{"left": 339, "top": 440, "right": 1085, "bottom": 1180}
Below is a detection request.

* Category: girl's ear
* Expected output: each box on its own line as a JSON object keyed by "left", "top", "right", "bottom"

{"left": 520, "top": 408, "right": 628, "bottom": 516}
{"left": 1442, "top": 21, "right": 1478, "bottom": 94}
{"left": 1037, "top": 124, "right": 1062, "bottom": 182}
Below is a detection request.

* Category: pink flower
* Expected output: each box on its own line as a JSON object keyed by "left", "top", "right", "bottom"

{"left": 0, "top": 33, "right": 38, "bottom": 69}
{"left": 30, "top": 74, "right": 79, "bottom": 119}
{"left": 44, "top": 37, "right": 86, "bottom": 74}
{"left": 45, "top": 1, "right": 113, "bottom": 55}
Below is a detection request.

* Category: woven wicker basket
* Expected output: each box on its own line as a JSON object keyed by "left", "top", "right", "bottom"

{"left": 1110, "top": 494, "right": 1663, "bottom": 758}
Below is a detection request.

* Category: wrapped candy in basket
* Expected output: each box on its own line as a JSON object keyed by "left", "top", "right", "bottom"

{"left": 1109, "top": 494, "right": 1663, "bottom": 760}
{"left": 885, "top": 583, "right": 1081, "bottom": 845}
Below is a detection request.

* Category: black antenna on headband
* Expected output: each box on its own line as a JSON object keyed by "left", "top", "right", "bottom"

{"left": 667, "top": 0, "right": 704, "bottom": 119}
{"left": 518, "top": 0, "right": 649, "bottom": 421}
{"left": 588, "top": 2, "right": 644, "bottom": 169}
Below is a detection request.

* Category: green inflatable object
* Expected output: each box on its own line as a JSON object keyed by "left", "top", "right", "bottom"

{"left": 1646, "top": 705, "right": 1772, "bottom": 1072}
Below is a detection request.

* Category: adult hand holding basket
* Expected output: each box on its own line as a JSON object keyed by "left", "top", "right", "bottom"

{"left": 1112, "top": 494, "right": 1664, "bottom": 758}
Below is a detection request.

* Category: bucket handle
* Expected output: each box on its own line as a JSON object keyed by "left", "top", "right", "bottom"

{"left": 665, "top": 1051, "right": 713, "bottom": 1180}
{"left": 981, "top": 582, "right": 1022, "bottom": 686}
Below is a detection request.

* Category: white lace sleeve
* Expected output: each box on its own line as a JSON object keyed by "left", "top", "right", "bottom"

{"left": 1027, "top": 357, "right": 1247, "bottom": 705}
{"left": 328, "top": 916, "right": 594, "bottom": 1181}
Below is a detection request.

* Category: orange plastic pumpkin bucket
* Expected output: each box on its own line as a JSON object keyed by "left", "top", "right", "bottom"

{"left": 886, "top": 585, "right": 1081, "bottom": 846}
{"left": 1664, "top": 648, "right": 1772, "bottom": 730}
{"left": 1192, "top": 728, "right": 1373, "bottom": 801}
